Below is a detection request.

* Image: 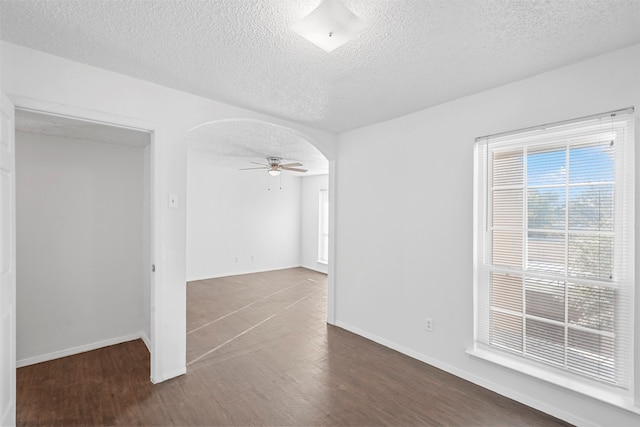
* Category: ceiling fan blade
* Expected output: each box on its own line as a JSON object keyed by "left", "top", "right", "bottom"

{"left": 281, "top": 167, "right": 308, "bottom": 172}
{"left": 239, "top": 166, "right": 268, "bottom": 170}
{"left": 250, "top": 162, "right": 269, "bottom": 166}
{"left": 280, "top": 162, "right": 303, "bottom": 168}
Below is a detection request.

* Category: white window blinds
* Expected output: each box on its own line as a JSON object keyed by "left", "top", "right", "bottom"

{"left": 474, "top": 109, "right": 635, "bottom": 391}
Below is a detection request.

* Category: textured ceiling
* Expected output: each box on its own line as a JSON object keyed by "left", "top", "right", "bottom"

{"left": 2, "top": 0, "right": 640, "bottom": 134}
{"left": 15, "top": 109, "right": 150, "bottom": 147}
{"left": 188, "top": 120, "right": 328, "bottom": 175}
{"left": 15, "top": 110, "right": 327, "bottom": 175}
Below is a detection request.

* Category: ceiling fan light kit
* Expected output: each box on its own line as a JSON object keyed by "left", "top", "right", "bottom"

{"left": 291, "top": 0, "right": 367, "bottom": 52}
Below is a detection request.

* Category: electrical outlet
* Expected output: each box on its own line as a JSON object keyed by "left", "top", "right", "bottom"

{"left": 425, "top": 317, "right": 433, "bottom": 332}
{"left": 234, "top": 256, "right": 239, "bottom": 263}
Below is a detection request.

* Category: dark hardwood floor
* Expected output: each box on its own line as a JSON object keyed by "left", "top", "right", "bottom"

{"left": 17, "top": 267, "right": 571, "bottom": 426}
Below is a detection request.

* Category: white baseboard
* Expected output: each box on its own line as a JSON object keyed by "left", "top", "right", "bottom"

{"left": 152, "top": 366, "right": 186, "bottom": 384}
{"left": 17, "top": 332, "right": 146, "bottom": 368}
{"left": 187, "top": 264, "right": 309, "bottom": 282}
{"left": 301, "top": 263, "right": 329, "bottom": 274}
{"left": 334, "top": 320, "right": 594, "bottom": 427}
{"left": 140, "top": 331, "right": 151, "bottom": 352}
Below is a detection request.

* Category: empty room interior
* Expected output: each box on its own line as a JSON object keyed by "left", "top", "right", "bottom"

{"left": 1, "top": 0, "right": 640, "bottom": 426}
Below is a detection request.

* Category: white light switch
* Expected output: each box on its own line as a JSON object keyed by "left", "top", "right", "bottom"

{"left": 168, "top": 194, "right": 179, "bottom": 208}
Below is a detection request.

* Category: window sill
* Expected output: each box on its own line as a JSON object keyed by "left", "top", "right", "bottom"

{"left": 316, "top": 259, "right": 328, "bottom": 265}
{"left": 466, "top": 346, "right": 640, "bottom": 415}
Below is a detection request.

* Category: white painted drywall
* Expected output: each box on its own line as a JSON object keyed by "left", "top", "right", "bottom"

{"left": 335, "top": 44, "right": 640, "bottom": 426}
{"left": 301, "top": 174, "right": 328, "bottom": 274}
{"left": 1, "top": 41, "right": 337, "bottom": 382}
{"left": 6, "top": 33, "right": 636, "bottom": 425}
{"left": 16, "top": 131, "right": 146, "bottom": 364}
{"left": 186, "top": 156, "right": 302, "bottom": 281}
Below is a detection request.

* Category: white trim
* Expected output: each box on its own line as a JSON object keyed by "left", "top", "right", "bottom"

{"left": 467, "top": 346, "right": 640, "bottom": 415}
{"left": 334, "top": 320, "right": 597, "bottom": 427}
{"left": 316, "top": 259, "right": 328, "bottom": 265}
{"left": 8, "top": 95, "right": 157, "bottom": 132}
{"left": 16, "top": 332, "right": 146, "bottom": 368}
{"left": 140, "top": 331, "right": 151, "bottom": 352}
{"left": 477, "top": 107, "right": 634, "bottom": 141}
{"left": 318, "top": 188, "right": 329, "bottom": 264}
{"left": 186, "top": 264, "right": 308, "bottom": 283}
{"left": 301, "top": 263, "right": 328, "bottom": 274}
{"left": 151, "top": 366, "right": 186, "bottom": 384}
{"left": 474, "top": 110, "right": 636, "bottom": 400}
{"left": 326, "top": 160, "right": 337, "bottom": 325}
{"left": 7, "top": 94, "right": 164, "bottom": 382}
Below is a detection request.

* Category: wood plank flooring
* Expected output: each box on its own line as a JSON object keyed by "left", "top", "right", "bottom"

{"left": 17, "top": 267, "right": 572, "bottom": 426}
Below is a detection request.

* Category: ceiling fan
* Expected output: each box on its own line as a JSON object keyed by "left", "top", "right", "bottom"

{"left": 240, "top": 157, "right": 308, "bottom": 176}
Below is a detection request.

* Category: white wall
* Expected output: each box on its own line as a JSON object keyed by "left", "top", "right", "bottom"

{"left": 1, "top": 41, "right": 337, "bottom": 382}
{"left": 301, "top": 174, "right": 328, "bottom": 274}
{"left": 16, "top": 132, "right": 146, "bottom": 365}
{"left": 187, "top": 156, "right": 302, "bottom": 280}
{"left": 335, "top": 44, "right": 640, "bottom": 426}
{"left": 11, "top": 34, "right": 638, "bottom": 425}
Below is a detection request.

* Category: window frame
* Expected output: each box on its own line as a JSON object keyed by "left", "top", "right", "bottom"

{"left": 470, "top": 108, "right": 636, "bottom": 411}
{"left": 317, "top": 189, "right": 329, "bottom": 264}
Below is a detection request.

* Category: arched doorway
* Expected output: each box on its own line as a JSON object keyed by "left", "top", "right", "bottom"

{"left": 183, "top": 118, "right": 335, "bottom": 369}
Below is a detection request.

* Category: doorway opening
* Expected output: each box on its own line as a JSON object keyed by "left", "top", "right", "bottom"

{"left": 184, "top": 118, "right": 334, "bottom": 368}
{"left": 14, "top": 109, "right": 153, "bottom": 372}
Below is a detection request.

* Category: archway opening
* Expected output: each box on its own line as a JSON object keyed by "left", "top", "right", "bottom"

{"left": 184, "top": 118, "right": 333, "bottom": 369}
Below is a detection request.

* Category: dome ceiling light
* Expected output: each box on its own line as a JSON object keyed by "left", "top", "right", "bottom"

{"left": 291, "top": 0, "right": 367, "bottom": 52}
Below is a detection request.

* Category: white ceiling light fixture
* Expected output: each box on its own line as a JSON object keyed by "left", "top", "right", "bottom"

{"left": 291, "top": 0, "right": 368, "bottom": 52}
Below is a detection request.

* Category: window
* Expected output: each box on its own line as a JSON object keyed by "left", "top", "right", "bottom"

{"left": 473, "top": 109, "right": 635, "bottom": 399}
{"left": 318, "top": 189, "right": 329, "bottom": 264}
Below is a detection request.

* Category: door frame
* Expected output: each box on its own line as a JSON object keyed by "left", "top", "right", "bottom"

{"left": 1, "top": 93, "right": 17, "bottom": 427}
{"left": 6, "top": 94, "right": 161, "bottom": 380}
